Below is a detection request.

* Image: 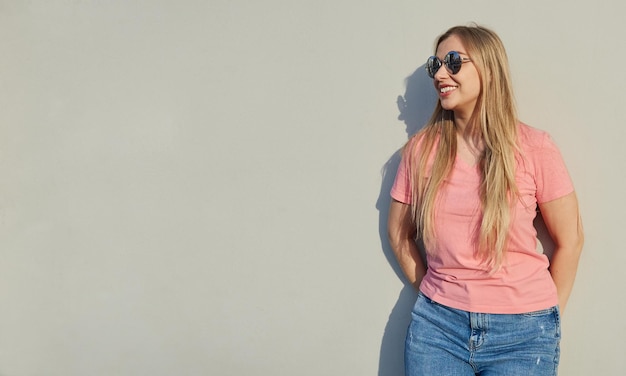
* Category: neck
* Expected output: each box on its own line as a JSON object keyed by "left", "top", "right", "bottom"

{"left": 454, "top": 112, "right": 480, "bottom": 138}
{"left": 452, "top": 109, "right": 473, "bottom": 132}
{"left": 453, "top": 112, "right": 484, "bottom": 154}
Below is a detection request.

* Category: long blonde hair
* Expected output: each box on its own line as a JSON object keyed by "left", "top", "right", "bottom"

{"left": 405, "top": 24, "right": 519, "bottom": 272}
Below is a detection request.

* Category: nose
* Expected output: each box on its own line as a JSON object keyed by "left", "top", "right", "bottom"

{"left": 433, "top": 63, "right": 450, "bottom": 81}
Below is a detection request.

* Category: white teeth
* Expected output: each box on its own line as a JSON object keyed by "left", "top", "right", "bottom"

{"left": 440, "top": 86, "right": 457, "bottom": 93}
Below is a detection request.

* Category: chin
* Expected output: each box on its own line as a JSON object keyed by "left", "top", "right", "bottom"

{"left": 440, "top": 101, "right": 456, "bottom": 111}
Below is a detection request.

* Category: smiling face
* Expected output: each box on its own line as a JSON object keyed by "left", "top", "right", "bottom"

{"left": 433, "top": 34, "right": 482, "bottom": 120}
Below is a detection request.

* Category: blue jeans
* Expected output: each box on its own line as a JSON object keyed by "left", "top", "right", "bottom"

{"left": 405, "top": 291, "right": 561, "bottom": 375}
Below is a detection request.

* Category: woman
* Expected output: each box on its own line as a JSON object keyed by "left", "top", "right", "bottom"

{"left": 388, "top": 25, "right": 583, "bottom": 375}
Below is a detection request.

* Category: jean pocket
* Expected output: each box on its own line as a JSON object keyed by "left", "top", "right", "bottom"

{"left": 521, "top": 307, "right": 556, "bottom": 317}
{"left": 417, "top": 291, "right": 444, "bottom": 307}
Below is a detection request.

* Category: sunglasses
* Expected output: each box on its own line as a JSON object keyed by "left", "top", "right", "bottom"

{"left": 426, "top": 51, "right": 472, "bottom": 78}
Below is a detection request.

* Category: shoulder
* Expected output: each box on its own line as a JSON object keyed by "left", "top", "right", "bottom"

{"left": 404, "top": 128, "right": 439, "bottom": 155}
{"left": 517, "top": 122, "right": 551, "bottom": 151}
{"left": 516, "top": 122, "right": 569, "bottom": 175}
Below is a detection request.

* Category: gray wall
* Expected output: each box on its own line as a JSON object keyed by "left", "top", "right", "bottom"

{"left": 0, "top": 1, "right": 623, "bottom": 375}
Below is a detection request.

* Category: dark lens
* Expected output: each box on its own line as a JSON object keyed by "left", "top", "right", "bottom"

{"left": 445, "top": 51, "right": 462, "bottom": 74}
{"left": 426, "top": 56, "right": 441, "bottom": 78}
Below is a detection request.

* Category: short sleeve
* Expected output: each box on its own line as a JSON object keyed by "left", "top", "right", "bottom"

{"left": 534, "top": 133, "right": 574, "bottom": 203}
{"left": 390, "top": 150, "right": 413, "bottom": 204}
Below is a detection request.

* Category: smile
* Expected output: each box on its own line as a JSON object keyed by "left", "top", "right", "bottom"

{"left": 440, "top": 86, "right": 457, "bottom": 93}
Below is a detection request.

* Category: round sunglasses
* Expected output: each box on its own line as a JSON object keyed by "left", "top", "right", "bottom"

{"left": 426, "top": 51, "right": 472, "bottom": 78}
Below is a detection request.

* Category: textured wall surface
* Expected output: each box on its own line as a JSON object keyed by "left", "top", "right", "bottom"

{"left": 0, "top": 1, "right": 622, "bottom": 375}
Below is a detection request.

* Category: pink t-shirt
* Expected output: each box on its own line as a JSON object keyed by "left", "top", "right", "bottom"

{"left": 391, "top": 123, "right": 574, "bottom": 314}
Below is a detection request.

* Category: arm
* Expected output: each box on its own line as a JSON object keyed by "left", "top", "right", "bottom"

{"left": 387, "top": 199, "right": 427, "bottom": 291}
{"left": 538, "top": 191, "right": 584, "bottom": 314}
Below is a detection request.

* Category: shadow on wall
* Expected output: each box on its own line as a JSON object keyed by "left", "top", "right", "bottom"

{"left": 375, "top": 64, "right": 437, "bottom": 376}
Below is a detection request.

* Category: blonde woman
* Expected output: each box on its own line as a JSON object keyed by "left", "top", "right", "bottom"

{"left": 388, "top": 25, "right": 583, "bottom": 375}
